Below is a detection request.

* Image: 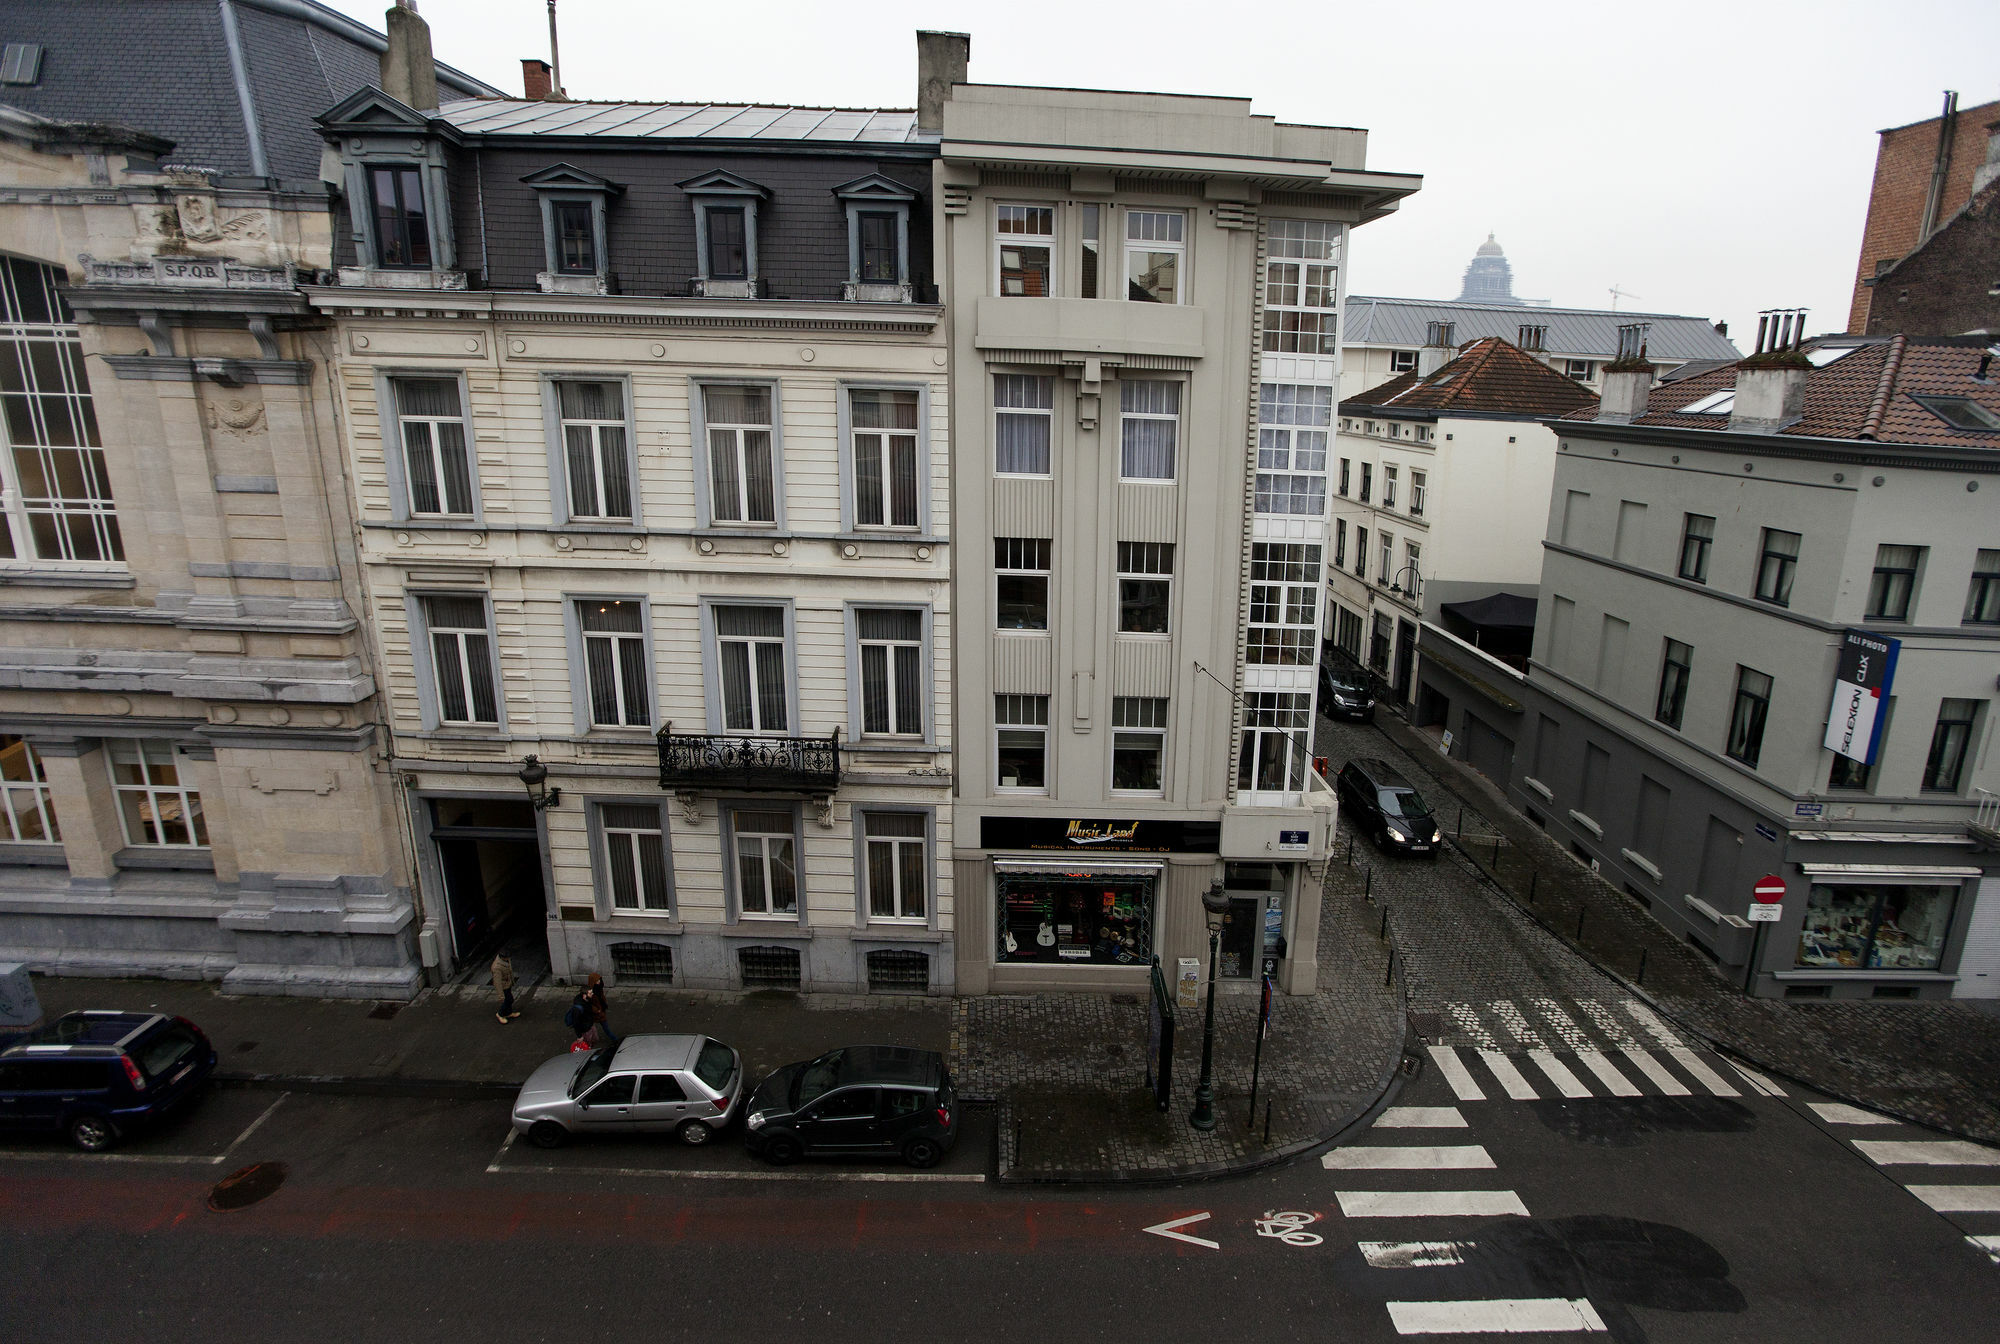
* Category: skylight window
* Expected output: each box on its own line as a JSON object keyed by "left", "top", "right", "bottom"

{"left": 1681, "top": 390, "right": 1735, "bottom": 415}
{"left": 1911, "top": 395, "right": 2000, "bottom": 432}
{"left": 1805, "top": 346, "right": 1857, "bottom": 367}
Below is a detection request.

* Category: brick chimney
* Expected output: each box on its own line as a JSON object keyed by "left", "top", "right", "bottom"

{"left": 1597, "top": 322, "right": 1654, "bottom": 422}
{"left": 381, "top": 1, "right": 438, "bottom": 112}
{"left": 1416, "top": 320, "right": 1456, "bottom": 376}
{"left": 522, "top": 58, "right": 553, "bottom": 101}
{"left": 916, "top": 31, "right": 969, "bottom": 134}
{"left": 1729, "top": 309, "right": 1812, "bottom": 434}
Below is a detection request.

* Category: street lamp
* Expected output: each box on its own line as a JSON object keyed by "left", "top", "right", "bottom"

{"left": 517, "top": 755, "right": 562, "bottom": 811}
{"left": 1388, "top": 562, "right": 1423, "bottom": 608}
{"left": 1188, "top": 880, "right": 1232, "bottom": 1131}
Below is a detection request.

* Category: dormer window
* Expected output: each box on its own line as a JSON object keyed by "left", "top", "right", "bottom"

{"left": 368, "top": 166, "right": 431, "bottom": 269}
{"left": 834, "top": 174, "right": 917, "bottom": 302}
{"left": 522, "top": 164, "right": 622, "bottom": 295}
{"left": 319, "top": 88, "right": 462, "bottom": 290}
{"left": 679, "top": 170, "right": 769, "bottom": 299}
{"left": 553, "top": 202, "right": 595, "bottom": 273}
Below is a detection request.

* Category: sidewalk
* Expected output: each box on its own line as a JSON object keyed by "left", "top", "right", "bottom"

{"left": 1368, "top": 710, "right": 2000, "bottom": 1144}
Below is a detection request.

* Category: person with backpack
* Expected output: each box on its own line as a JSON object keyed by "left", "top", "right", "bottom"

{"left": 563, "top": 989, "right": 597, "bottom": 1050}
{"left": 584, "top": 972, "right": 619, "bottom": 1046}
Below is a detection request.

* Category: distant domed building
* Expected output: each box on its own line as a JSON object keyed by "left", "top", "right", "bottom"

{"left": 1456, "top": 233, "right": 1522, "bottom": 305}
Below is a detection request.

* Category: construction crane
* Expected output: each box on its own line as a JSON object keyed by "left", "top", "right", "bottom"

{"left": 1608, "top": 285, "right": 1641, "bottom": 311}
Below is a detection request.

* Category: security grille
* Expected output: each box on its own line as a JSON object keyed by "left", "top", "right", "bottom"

{"left": 738, "top": 945, "right": 801, "bottom": 990}
{"left": 866, "top": 948, "right": 930, "bottom": 994}
{"left": 609, "top": 941, "right": 674, "bottom": 986}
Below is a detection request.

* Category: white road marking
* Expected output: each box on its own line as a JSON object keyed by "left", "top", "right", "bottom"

{"left": 1386, "top": 1298, "right": 1607, "bottom": 1335}
{"left": 1617, "top": 1047, "right": 1689, "bottom": 1096}
{"left": 493, "top": 1161, "right": 986, "bottom": 1183}
{"left": 1491, "top": 1001, "right": 1546, "bottom": 1050}
{"left": 1447, "top": 1003, "right": 1501, "bottom": 1049}
{"left": 1527, "top": 1050, "right": 1592, "bottom": 1098}
{"left": 1324, "top": 1145, "right": 1496, "bottom": 1171}
{"left": 1808, "top": 1102, "right": 1895, "bottom": 1126}
{"left": 1621, "top": 1000, "right": 1687, "bottom": 1049}
{"left": 1376, "top": 1106, "right": 1468, "bottom": 1129}
{"left": 1336, "top": 1189, "right": 1531, "bottom": 1218}
{"left": 1576, "top": 999, "right": 1644, "bottom": 1050}
{"left": 1571, "top": 1050, "right": 1641, "bottom": 1097}
{"left": 1428, "top": 1047, "right": 1486, "bottom": 1102}
{"left": 1968, "top": 1235, "right": 2000, "bottom": 1265}
{"left": 1529, "top": 998, "right": 1595, "bottom": 1051}
{"left": 216, "top": 1094, "right": 287, "bottom": 1163}
{"left": 1666, "top": 1047, "right": 1739, "bottom": 1097}
{"left": 1360, "top": 1240, "right": 1476, "bottom": 1269}
{"left": 485, "top": 1128, "right": 518, "bottom": 1174}
{"left": 1908, "top": 1185, "right": 2000, "bottom": 1213}
{"left": 1143, "top": 1212, "right": 1219, "bottom": 1248}
{"left": 1721, "top": 1058, "right": 1786, "bottom": 1097}
{"left": 1477, "top": 1049, "right": 1539, "bottom": 1100}
{"left": 1854, "top": 1140, "right": 2000, "bottom": 1167}
{"left": 0, "top": 1092, "right": 291, "bottom": 1166}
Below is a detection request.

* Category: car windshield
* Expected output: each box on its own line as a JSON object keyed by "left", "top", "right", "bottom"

{"left": 568, "top": 1047, "right": 614, "bottom": 1097}
{"left": 793, "top": 1049, "right": 849, "bottom": 1108}
{"left": 134, "top": 1026, "right": 200, "bottom": 1081}
{"left": 1380, "top": 789, "right": 1432, "bottom": 821}
{"left": 693, "top": 1039, "right": 735, "bottom": 1092}
{"left": 1328, "top": 679, "right": 1365, "bottom": 696}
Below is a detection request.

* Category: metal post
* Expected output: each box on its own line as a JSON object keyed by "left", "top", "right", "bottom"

{"left": 1637, "top": 948, "right": 1649, "bottom": 985}
{"left": 1456, "top": 807, "right": 1464, "bottom": 838}
{"left": 1575, "top": 904, "right": 1587, "bottom": 940}
{"left": 1379, "top": 904, "right": 1389, "bottom": 940}
{"left": 1263, "top": 1101, "right": 1272, "bottom": 1143}
{"left": 1247, "top": 1006, "right": 1267, "bottom": 1126}
{"left": 1365, "top": 868, "right": 1373, "bottom": 902}
{"left": 1347, "top": 834, "right": 1354, "bottom": 864}
{"left": 1528, "top": 871, "right": 1537, "bottom": 905}
{"left": 1493, "top": 836, "right": 1502, "bottom": 869}
{"left": 1188, "top": 925, "right": 1222, "bottom": 1131}
{"left": 1384, "top": 948, "right": 1394, "bottom": 987}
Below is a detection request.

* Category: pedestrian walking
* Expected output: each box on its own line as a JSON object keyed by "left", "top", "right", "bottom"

{"left": 491, "top": 952, "right": 519, "bottom": 1025}
{"left": 563, "top": 987, "right": 598, "bottom": 1050}
{"left": 585, "top": 972, "right": 619, "bottom": 1046}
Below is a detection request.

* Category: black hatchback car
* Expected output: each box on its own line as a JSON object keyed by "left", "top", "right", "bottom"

{"left": 1336, "top": 757, "right": 1443, "bottom": 857}
{"left": 743, "top": 1045, "right": 957, "bottom": 1169}
{"left": 0, "top": 1011, "right": 217, "bottom": 1151}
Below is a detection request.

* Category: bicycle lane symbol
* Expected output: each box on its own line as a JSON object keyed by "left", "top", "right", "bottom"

{"left": 1255, "top": 1210, "right": 1324, "bottom": 1246}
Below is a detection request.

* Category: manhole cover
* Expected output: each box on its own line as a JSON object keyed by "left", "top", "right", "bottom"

{"left": 367, "top": 1002, "right": 402, "bottom": 1020}
{"left": 208, "top": 1161, "right": 287, "bottom": 1212}
{"left": 1409, "top": 1012, "right": 1445, "bottom": 1039}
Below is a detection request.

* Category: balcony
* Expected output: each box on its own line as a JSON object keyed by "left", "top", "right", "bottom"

{"left": 656, "top": 726, "right": 841, "bottom": 794}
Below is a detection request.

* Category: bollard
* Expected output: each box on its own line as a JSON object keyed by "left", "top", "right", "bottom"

{"left": 1384, "top": 948, "right": 1394, "bottom": 987}
{"left": 1365, "top": 868, "right": 1373, "bottom": 903}
{"left": 1575, "top": 904, "right": 1587, "bottom": 940}
{"left": 1493, "top": 835, "right": 1502, "bottom": 869}
{"left": 1528, "top": 871, "right": 1538, "bottom": 905}
{"left": 1263, "top": 1100, "right": 1273, "bottom": 1144}
{"left": 1347, "top": 834, "right": 1354, "bottom": 865}
{"left": 1379, "top": 903, "right": 1389, "bottom": 939}
{"left": 1456, "top": 807, "right": 1464, "bottom": 839}
{"left": 1637, "top": 948, "right": 1649, "bottom": 985}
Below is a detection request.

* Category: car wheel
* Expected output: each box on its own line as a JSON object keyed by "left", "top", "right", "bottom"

{"left": 902, "top": 1136, "right": 943, "bottom": 1170}
{"left": 67, "top": 1113, "right": 117, "bottom": 1153}
{"left": 676, "top": 1119, "right": 715, "bottom": 1147}
{"left": 760, "top": 1134, "right": 803, "bottom": 1166}
{"left": 526, "top": 1120, "right": 569, "bottom": 1150}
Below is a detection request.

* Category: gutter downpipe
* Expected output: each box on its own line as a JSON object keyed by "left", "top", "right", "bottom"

{"left": 217, "top": 0, "right": 272, "bottom": 180}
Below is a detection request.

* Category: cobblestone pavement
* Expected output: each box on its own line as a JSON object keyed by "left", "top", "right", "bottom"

{"left": 1320, "top": 708, "right": 2000, "bottom": 1144}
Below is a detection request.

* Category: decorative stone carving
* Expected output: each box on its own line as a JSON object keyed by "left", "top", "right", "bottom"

{"left": 677, "top": 791, "right": 701, "bottom": 825}
{"left": 78, "top": 253, "right": 294, "bottom": 290}
{"left": 203, "top": 393, "right": 266, "bottom": 437}
{"left": 246, "top": 768, "right": 340, "bottom": 797}
{"left": 176, "top": 191, "right": 221, "bottom": 242}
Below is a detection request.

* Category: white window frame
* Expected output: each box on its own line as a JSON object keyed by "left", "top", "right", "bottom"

{"left": 994, "top": 693, "right": 1049, "bottom": 794}
{"left": 690, "top": 379, "right": 784, "bottom": 528}
{"left": 1382, "top": 464, "right": 1398, "bottom": 510}
{"left": 700, "top": 599, "right": 796, "bottom": 735}
{"left": 1238, "top": 693, "right": 1311, "bottom": 797}
{"left": 412, "top": 591, "right": 503, "bottom": 728}
{"left": 838, "top": 382, "right": 928, "bottom": 532}
{"left": 993, "top": 373, "right": 1053, "bottom": 477}
{"left": 1118, "top": 379, "right": 1181, "bottom": 482}
{"left": 848, "top": 603, "right": 930, "bottom": 742}
{"left": 1247, "top": 543, "right": 1322, "bottom": 666}
{"left": 1261, "top": 218, "right": 1339, "bottom": 352}
{"left": 1566, "top": 358, "right": 1596, "bottom": 381}
{"left": 1390, "top": 350, "right": 1417, "bottom": 373}
{"left": 1116, "top": 541, "right": 1174, "bottom": 637}
{"left": 1410, "top": 469, "right": 1427, "bottom": 517}
{"left": 1123, "top": 210, "right": 1186, "bottom": 305}
{"left": 994, "top": 537, "right": 1052, "bottom": 633}
{"left": 726, "top": 804, "right": 802, "bottom": 921}
{"left": 105, "top": 738, "right": 206, "bottom": 849}
{"left": 0, "top": 735, "right": 58, "bottom": 844}
{"left": 567, "top": 596, "right": 653, "bottom": 731}
{"left": 544, "top": 376, "right": 639, "bottom": 526}
{"left": 1378, "top": 531, "right": 1393, "bottom": 584}
{"left": 994, "top": 203, "right": 1055, "bottom": 297}
{"left": 858, "top": 808, "right": 930, "bottom": 924}
{"left": 1111, "top": 696, "right": 1168, "bottom": 797}
{"left": 381, "top": 372, "right": 479, "bottom": 523}
{"left": 1255, "top": 383, "right": 1332, "bottom": 517}
{"left": 592, "top": 798, "right": 674, "bottom": 915}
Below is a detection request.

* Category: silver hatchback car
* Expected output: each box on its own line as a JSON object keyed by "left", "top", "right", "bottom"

{"left": 511, "top": 1034, "right": 742, "bottom": 1149}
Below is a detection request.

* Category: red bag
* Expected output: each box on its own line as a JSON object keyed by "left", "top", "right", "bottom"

{"left": 568, "top": 1036, "right": 594, "bottom": 1053}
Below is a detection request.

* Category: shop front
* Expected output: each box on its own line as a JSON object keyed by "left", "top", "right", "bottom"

{"left": 1765, "top": 860, "right": 1988, "bottom": 1000}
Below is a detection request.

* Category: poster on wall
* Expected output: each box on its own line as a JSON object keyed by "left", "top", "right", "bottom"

{"left": 1823, "top": 629, "right": 1900, "bottom": 764}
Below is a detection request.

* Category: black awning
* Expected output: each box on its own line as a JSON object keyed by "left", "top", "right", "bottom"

{"left": 1439, "top": 592, "right": 1538, "bottom": 629}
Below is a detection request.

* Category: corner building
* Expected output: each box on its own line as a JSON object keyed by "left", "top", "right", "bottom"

{"left": 934, "top": 71, "right": 1418, "bottom": 995}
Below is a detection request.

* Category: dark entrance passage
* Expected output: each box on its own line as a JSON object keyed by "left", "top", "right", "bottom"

{"left": 428, "top": 797, "right": 546, "bottom": 976}
{"left": 1393, "top": 617, "right": 1417, "bottom": 704}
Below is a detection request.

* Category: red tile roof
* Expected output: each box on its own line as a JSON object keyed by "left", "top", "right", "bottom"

{"left": 1346, "top": 338, "right": 1600, "bottom": 419}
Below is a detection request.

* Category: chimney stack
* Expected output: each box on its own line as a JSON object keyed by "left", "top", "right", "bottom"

{"left": 522, "top": 58, "right": 553, "bottom": 101}
{"left": 916, "top": 31, "right": 969, "bottom": 134}
{"left": 1729, "top": 308, "right": 1812, "bottom": 434}
{"left": 381, "top": 2, "right": 438, "bottom": 112}
{"left": 1416, "top": 320, "right": 1456, "bottom": 376}
{"left": 1597, "top": 322, "right": 1655, "bottom": 422}
{"left": 1972, "top": 117, "right": 2000, "bottom": 196}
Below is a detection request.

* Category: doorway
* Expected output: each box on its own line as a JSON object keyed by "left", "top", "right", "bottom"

{"left": 1394, "top": 618, "right": 1417, "bottom": 703}
{"left": 427, "top": 796, "right": 547, "bottom": 979}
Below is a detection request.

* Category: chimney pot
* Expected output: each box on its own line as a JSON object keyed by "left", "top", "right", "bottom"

{"left": 522, "top": 58, "right": 553, "bottom": 101}
{"left": 916, "top": 31, "right": 970, "bottom": 134}
{"left": 381, "top": 2, "right": 439, "bottom": 112}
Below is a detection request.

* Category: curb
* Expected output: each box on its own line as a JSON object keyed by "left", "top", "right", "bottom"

{"left": 215, "top": 1071, "right": 516, "bottom": 1101}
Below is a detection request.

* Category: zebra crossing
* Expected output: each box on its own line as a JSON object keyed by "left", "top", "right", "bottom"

{"left": 1812, "top": 1101, "right": 2000, "bottom": 1268}
{"left": 1419, "top": 997, "right": 1785, "bottom": 1103}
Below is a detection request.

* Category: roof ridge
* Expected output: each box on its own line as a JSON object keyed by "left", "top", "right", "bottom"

{"left": 1858, "top": 334, "right": 1908, "bottom": 441}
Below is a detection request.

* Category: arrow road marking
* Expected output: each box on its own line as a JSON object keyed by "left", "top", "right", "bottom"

{"left": 1143, "top": 1211, "right": 1219, "bottom": 1249}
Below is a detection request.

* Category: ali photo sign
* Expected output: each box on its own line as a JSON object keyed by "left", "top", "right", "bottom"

{"left": 1823, "top": 629, "right": 1900, "bottom": 765}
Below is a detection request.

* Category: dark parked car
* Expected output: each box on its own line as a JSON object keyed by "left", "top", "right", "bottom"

{"left": 0, "top": 1011, "right": 217, "bottom": 1151}
{"left": 1336, "top": 757, "right": 1442, "bottom": 857}
{"left": 1319, "top": 663, "right": 1376, "bottom": 721}
{"left": 743, "top": 1045, "right": 957, "bottom": 1169}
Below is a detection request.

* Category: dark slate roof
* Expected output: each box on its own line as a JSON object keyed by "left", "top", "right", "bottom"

{"left": 0, "top": 0, "right": 496, "bottom": 183}
{"left": 1345, "top": 295, "right": 1743, "bottom": 362}
{"left": 1563, "top": 338, "right": 2000, "bottom": 448}
{"left": 1440, "top": 593, "right": 1539, "bottom": 629}
{"left": 1345, "top": 338, "right": 1600, "bottom": 419}
{"left": 439, "top": 98, "right": 926, "bottom": 146}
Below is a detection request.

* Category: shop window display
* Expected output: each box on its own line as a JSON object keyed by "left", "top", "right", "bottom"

{"left": 1794, "top": 883, "right": 1956, "bottom": 971}
{"left": 996, "top": 871, "right": 1153, "bottom": 966}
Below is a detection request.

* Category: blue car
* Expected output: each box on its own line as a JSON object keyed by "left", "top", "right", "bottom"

{"left": 0, "top": 1011, "right": 217, "bottom": 1151}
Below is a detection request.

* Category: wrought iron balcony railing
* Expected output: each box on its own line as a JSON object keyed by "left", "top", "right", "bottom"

{"left": 656, "top": 725, "right": 842, "bottom": 794}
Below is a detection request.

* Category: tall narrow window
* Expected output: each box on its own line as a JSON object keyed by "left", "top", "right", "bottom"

{"left": 578, "top": 600, "right": 649, "bottom": 728}
{"left": 1678, "top": 513, "right": 1714, "bottom": 582}
{"left": 1116, "top": 541, "right": 1173, "bottom": 634}
{"left": 423, "top": 594, "right": 499, "bottom": 724}
{"left": 995, "top": 204, "right": 1053, "bottom": 296}
{"left": 0, "top": 258, "right": 121, "bottom": 563}
{"left": 368, "top": 165, "right": 430, "bottom": 268}
{"left": 1828, "top": 751, "right": 1873, "bottom": 792}
{"left": 705, "top": 206, "right": 747, "bottom": 280}
{"left": 1378, "top": 531, "right": 1392, "bottom": 583}
{"left": 1334, "top": 518, "right": 1347, "bottom": 567}
{"left": 1124, "top": 211, "right": 1184, "bottom": 303}
{"left": 732, "top": 808, "right": 797, "bottom": 917}
{"left": 857, "top": 608, "right": 924, "bottom": 737}
{"left": 1112, "top": 697, "right": 1168, "bottom": 793}
{"left": 1754, "top": 529, "right": 1800, "bottom": 606}
{"left": 1354, "top": 525, "right": 1368, "bottom": 578}
{"left": 1866, "top": 544, "right": 1923, "bottom": 621}
{"left": 1238, "top": 693, "right": 1310, "bottom": 793}
{"left": 0, "top": 735, "right": 58, "bottom": 843}
{"left": 1923, "top": 699, "right": 1978, "bottom": 793}
{"left": 850, "top": 388, "right": 919, "bottom": 528}
{"left": 1381, "top": 464, "right": 1398, "bottom": 509}
{"left": 552, "top": 200, "right": 596, "bottom": 274}
{"left": 863, "top": 811, "right": 927, "bottom": 921}
{"left": 714, "top": 605, "right": 787, "bottom": 733}
{"left": 394, "top": 377, "right": 473, "bottom": 517}
{"left": 1079, "top": 204, "right": 1100, "bottom": 299}
{"left": 557, "top": 381, "right": 629, "bottom": 521}
{"left": 1247, "top": 543, "right": 1321, "bottom": 665}
{"left": 995, "top": 694, "right": 1049, "bottom": 791}
{"left": 703, "top": 385, "right": 776, "bottom": 524}
{"left": 1359, "top": 462, "right": 1373, "bottom": 504}
{"left": 994, "top": 374, "right": 1052, "bottom": 475}
{"left": 601, "top": 804, "right": 669, "bottom": 912}
{"left": 995, "top": 537, "right": 1051, "bottom": 631}
{"left": 1726, "top": 666, "right": 1772, "bottom": 768}
{"left": 1655, "top": 638, "right": 1692, "bottom": 730}
{"left": 1119, "top": 380, "right": 1180, "bottom": 481}
{"left": 857, "top": 211, "right": 899, "bottom": 283}
{"left": 1255, "top": 383, "right": 1331, "bottom": 516}
{"left": 107, "top": 739, "right": 206, "bottom": 847}
{"left": 1338, "top": 458, "right": 1351, "bottom": 497}
{"left": 1262, "top": 218, "right": 1338, "bottom": 352}
{"left": 1965, "top": 549, "right": 2000, "bottom": 625}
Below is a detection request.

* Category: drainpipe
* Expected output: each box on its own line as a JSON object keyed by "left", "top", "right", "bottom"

{"left": 1919, "top": 90, "right": 1960, "bottom": 240}
{"left": 216, "top": 0, "right": 271, "bottom": 180}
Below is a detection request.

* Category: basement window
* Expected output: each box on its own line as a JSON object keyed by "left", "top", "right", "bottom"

{"left": 1910, "top": 395, "right": 2000, "bottom": 432}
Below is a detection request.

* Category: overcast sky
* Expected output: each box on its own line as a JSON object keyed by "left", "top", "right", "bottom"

{"left": 332, "top": 0, "right": 2000, "bottom": 344}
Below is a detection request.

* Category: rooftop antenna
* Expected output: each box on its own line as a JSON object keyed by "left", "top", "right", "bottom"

{"left": 1608, "top": 285, "right": 1641, "bottom": 311}
{"left": 547, "top": 0, "right": 566, "bottom": 99}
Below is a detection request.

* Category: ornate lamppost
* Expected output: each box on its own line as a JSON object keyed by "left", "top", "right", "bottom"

{"left": 1188, "top": 880, "right": 1232, "bottom": 1131}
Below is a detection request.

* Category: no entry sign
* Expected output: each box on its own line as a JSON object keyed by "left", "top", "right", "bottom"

{"left": 1749, "top": 874, "right": 1785, "bottom": 922}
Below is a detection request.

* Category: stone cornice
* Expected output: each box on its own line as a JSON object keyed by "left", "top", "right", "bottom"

{"left": 302, "top": 286, "right": 943, "bottom": 334}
